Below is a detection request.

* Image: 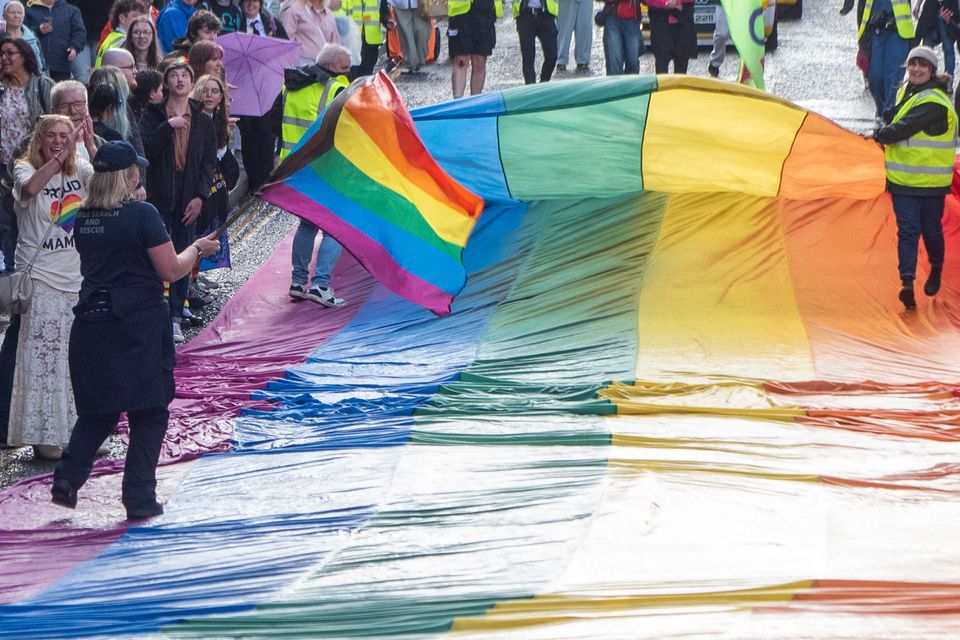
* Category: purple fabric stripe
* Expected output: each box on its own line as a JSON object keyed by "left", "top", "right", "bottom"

{"left": 0, "top": 233, "right": 377, "bottom": 604}
{"left": 262, "top": 182, "right": 455, "bottom": 315}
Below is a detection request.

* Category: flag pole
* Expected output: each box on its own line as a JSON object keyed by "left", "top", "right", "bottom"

{"left": 207, "top": 195, "right": 264, "bottom": 240}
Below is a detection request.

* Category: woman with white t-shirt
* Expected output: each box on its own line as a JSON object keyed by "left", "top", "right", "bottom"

{"left": 6, "top": 114, "right": 92, "bottom": 459}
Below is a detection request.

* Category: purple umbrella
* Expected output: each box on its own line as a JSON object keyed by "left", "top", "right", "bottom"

{"left": 217, "top": 32, "right": 302, "bottom": 117}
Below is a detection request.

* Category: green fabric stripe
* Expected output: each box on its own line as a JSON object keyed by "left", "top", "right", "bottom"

{"left": 444, "top": 193, "right": 667, "bottom": 394}
{"left": 314, "top": 150, "right": 464, "bottom": 260}
{"left": 499, "top": 74, "right": 658, "bottom": 113}
{"left": 499, "top": 92, "right": 652, "bottom": 201}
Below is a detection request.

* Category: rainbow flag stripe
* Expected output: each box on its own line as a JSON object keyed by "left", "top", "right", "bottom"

{"left": 261, "top": 72, "right": 484, "bottom": 315}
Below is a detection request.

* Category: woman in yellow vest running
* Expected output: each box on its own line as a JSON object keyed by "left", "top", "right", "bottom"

{"left": 867, "top": 46, "right": 958, "bottom": 309}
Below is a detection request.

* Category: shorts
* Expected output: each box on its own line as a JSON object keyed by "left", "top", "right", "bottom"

{"left": 448, "top": 9, "right": 497, "bottom": 57}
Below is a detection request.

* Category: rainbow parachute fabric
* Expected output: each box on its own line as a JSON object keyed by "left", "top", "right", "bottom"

{"left": 3, "top": 76, "right": 960, "bottom": 639}
{"left": 261, "top": 73, "right": 485, "bottom": 315}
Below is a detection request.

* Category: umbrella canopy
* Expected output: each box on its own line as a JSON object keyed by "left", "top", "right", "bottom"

{"left": 217, "top": 31, "right": 301, "bottom": 117}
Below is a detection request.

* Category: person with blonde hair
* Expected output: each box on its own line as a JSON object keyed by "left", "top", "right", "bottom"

{"left": 51, "top": 140, "right": 220, "bottom": 520}
{"left": 5, "top": 114, "right": 93, "bottom": 459}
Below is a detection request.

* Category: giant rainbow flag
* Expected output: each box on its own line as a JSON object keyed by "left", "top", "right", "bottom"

{"left": 261, "top": 72, "right": 484, "bottom": 315}
{"left": 2, "top": 76, "right": 960, "bottom": 638}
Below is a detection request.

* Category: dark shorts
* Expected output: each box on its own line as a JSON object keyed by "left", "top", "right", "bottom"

{"left": 448, "top": 9, "right": 497, "bottom": 57}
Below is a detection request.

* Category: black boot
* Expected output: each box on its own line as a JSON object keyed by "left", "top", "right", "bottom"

{"left": 924, "top": 265, "right": 942, "bottom": 297}
{"left": 840, "top": 0, "right": 854, "bottom": 14}
{"left": 899, "top": 278, "right": 916, "bottom": 309}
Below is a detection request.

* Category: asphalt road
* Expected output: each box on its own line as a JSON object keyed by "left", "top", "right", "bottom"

{"left": 0, "top": 2, "right": 878, "bottom": 489}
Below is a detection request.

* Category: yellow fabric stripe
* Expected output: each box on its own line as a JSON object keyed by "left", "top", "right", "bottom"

{"left": 450, "top": 581, "right": 817, "bottom": 632}
{"left": 643, "top": 79, "right": 806, "bottom": 196}
{"left": 633, "top": 193, "right": 816, "bottom": 383}
{"left": 600, "top": 380, "right": 806, "bottom": 420}
{"left": 334, "top": 109, "right": 477, "bottom": 247}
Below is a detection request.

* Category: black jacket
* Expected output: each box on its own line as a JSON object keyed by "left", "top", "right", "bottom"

{"left": 139, "top": 98, "right": 217, "bottom": 220}
{"left": 239, "top": 8, "right": 287, "bottom": 37}
{"left": 24, "top": 0, "right": 86, "bottom": 74}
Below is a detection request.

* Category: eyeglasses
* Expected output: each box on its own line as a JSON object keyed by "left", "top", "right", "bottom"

{"left": 0, "top": 49, "right": 21, "bottom": 58}
{"left": 56, "top": 100, "right": 87, "bottom": 112}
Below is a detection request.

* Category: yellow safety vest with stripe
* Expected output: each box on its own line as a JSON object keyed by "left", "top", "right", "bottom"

{"left": 884, "top": 86, "right": 958, "bottom": 189}
{"left": 353, "top": 0, "right": 384, "bottom": 45}
{"left": 279, "top": 74, "right": 350, "bottom": 159}
{"left": 95, "top": 30, "right": 125, "bottom": 67}
{"left": 858, "top": 0, "right": 915, "bottom": 41}
{"left": 512, "top": 0, "right": 557, "bottom": 18}
{"left": 449, "top": 0, "right": 503, "bottom": 19}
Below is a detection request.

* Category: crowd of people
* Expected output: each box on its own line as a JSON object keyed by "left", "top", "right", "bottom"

{"left": 0, "top": 0, "right": 949, "bottom": 516}
{"left": 0, "top": 0, "right": 358, "bottom": 513}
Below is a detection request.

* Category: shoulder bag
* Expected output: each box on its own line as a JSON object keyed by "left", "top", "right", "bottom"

{"left": 0, "top": 173, "right": 64, "bottom": 315}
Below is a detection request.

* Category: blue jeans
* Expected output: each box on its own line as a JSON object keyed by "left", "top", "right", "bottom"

{"left": 556, "top": 0, "right": 593, "bottom": 66}
{"left": 291, "top": 219, "right": 342, "bottom": 289}
{"left": 891, "top": 193, "right": 945, "bottom": 281}
{"left": 868, "top": 29, "right": 910, "bottom": 117}
{"left": 603, "top": 15, "right": 642, "bottom": 75}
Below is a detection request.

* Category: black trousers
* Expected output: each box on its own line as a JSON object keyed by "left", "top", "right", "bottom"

{"left": 0, "top": 313, "right": 19, "bottom": 443}
{"left": 350, "top": 40, "right": 381, "bottom": 78}
{"left": 54, "top": 406, "right": 170, "bottom": 511}
{"left": 517, "top": 11, "right": 558, "bottom": 84}
{"left": 237, "top": 114, "right": 277, "bottom": 194}
{"left": 654, "top": 55, "right": 689, "bottom": 74}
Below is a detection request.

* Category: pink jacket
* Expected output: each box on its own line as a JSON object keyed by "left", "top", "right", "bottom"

{"left": 280, "top": 0, "right": 341, "bottom": 62}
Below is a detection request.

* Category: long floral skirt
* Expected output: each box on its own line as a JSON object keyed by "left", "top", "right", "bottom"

{"left": 7, "top": 279, "right": 77, "bottom": 447}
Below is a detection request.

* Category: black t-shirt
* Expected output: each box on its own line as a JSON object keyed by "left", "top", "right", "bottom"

{"left": 74, "top": 199, "right": 171, "bottom": 313}
{"left": 199, "top": 1, "right": 243, "bottom": 33}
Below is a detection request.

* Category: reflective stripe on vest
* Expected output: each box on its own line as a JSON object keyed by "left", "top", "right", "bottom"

{"left": 858, "top": 0, "right": 915, "bottom": 41}
{"left": 95, "top": 30, "right": 125, "bottom": 67}
{"left": 512, "top": 0, "right": 558, "bottom": 18}
{"left": 449, "top": 0, "right": 503, "bottom": 18}
{"left": 350, "top": 0, "right": 384, "bottom": 44}
{"left": 279, "top": 75, "right": 350, "bottom": 159}
{"left": 884, "top": 87, "right": 958, "bottom": 188}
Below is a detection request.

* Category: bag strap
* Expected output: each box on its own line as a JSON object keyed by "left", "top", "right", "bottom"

{"left": 20, "top": 172, "right": 65, "bottom": 275}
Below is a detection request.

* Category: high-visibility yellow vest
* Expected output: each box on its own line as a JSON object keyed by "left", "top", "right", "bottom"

{"left": 858, "top": 0, "right": 915, "bottom": 41}
{"left": 351, "top": 0, "right": 383, "bottom": 45}
{"left": 95, "top": 30, "right": 126, "bottom": 67}
{"left": 449, "top": 0, "right": 503, "bottom": 19}
{"left": 512, "top": 0, "right": 557, "bottom": 18}
{"left": 884, "top": 86, "right": 958, "bottom": 189}
{"left": 279, "top": 74, "right": 350, "bottom": 159}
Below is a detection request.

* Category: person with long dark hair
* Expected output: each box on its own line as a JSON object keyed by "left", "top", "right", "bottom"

{"left": 51, "top": 140, "right": 219, "bottom": 520}
{"left": 123, "top": 14, "right": 163, "bottom": 71}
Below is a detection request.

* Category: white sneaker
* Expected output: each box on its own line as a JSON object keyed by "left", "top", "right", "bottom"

{"left": 306, "top": 286, "right": 346, "bottom": 308}
{"left": 172, "top": 322, "right": 185, "bottom": 344}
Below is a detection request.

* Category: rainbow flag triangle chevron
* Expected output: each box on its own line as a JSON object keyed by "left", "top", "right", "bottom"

{"left": 261, "top": 72, "right": 485, "bottom": 315}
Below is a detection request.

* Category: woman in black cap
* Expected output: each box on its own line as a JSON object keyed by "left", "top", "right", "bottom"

{"left": 51, "top": 140, "right": 219, "bottom": 520}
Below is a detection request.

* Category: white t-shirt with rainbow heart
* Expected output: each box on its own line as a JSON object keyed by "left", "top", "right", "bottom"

{"left": 13, "top": 158, "right": 93, "bottom": 293}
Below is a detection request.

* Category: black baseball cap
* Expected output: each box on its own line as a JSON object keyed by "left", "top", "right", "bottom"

{"left": 92, "top": 141, "right": 149, "bottom": 173}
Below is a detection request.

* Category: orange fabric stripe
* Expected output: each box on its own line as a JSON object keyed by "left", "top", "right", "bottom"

{"left": 342, "top": 82, "right": 483, "bottom": 220}
{"left": 779, "top": 196, "right": 960, "bottom": 383}
{"left": 780, "top": 114, "right": 885, "bottom": 200}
